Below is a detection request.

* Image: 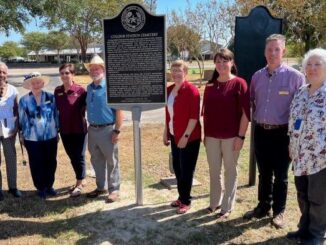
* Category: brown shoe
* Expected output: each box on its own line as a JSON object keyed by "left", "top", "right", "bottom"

{"left": 86, "top": 189, "right": 108, "bottom": 198}
{"left": 271, "top": 212, "right": 285, "bottom": 229}
{"left": 106, "top": 192, "right": 120, "bottom": 203}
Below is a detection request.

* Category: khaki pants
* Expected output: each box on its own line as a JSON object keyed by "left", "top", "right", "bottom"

{"left": 205, "top": 137, "right": 239, "bottom": 213}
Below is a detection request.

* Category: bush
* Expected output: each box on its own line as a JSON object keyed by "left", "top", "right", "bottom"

{"left": 75, "top": 63, "right": 89, "bottom": 75}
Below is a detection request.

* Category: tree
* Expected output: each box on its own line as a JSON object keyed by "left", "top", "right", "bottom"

{"left": 236, "top": 0, "right": 326, "bottom": 53}
{"left": 45, "top": 31, "right": 70, "bottom": 63}
{"left": 21, "top": 32, "right": 47, "bottom": 62}
{"left": 144, "top": 0, "right": 157, "bottom": 13}
{"left": 184, "top": 0, "right": 238, "bottom": 52}
{"left": 42, "top": 0, "right": 144, "bottom": 62}
{"left": 0, "top": 41, "right": 26, "bottom": 59}
{"left": 167, "top": 22, "right": 204, "bottom": 83}
{"left": 0, "top": 1, "right": 43, "bottom": 35}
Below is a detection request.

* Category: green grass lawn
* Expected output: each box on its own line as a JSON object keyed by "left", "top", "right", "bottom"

{"left": 0, "top": 124, "right": 299, "bottom": 245}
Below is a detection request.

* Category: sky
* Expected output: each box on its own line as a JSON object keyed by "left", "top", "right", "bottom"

{"left": 0, "top": 0, "right": 202, "bottom": 45}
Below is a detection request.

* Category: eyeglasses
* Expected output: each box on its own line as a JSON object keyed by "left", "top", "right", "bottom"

{"left": 60, "top": 71, "right": 71, "bottom": 75}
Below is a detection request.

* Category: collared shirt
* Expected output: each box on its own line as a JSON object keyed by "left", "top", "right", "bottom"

{"left": 54, "top": 83, "right": 87, "bottom": 134}
{"left": 165, "top": 81, "right": 201, "bottom": 144}
{"left": 250, "top": 64, "right": 305, "bottom": 125}
{"left": 202, "top": 76, "right": 250, "bottom": 139}
{"left": 0, "top": 84, "right": 18, "bottom": 138}
{"left": 288, "top": 82, "right": 326, "bottom": 176}
{"left": 86, "top": 79, "right": 116, "bottom": 125}
{"left": 19, "top": 91, "right": 59, "bottom": 141}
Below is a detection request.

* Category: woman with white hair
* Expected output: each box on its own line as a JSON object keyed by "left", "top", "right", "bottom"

{"left": 287, "top": 48, "right": 326, "bottom": 245}
{"left": 19, "top": 72, "right": 59, "bottom": 199}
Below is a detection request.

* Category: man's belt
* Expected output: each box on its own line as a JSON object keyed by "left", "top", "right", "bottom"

{"left": 256, "top": 123, "right": 288, "bottom": 130}
{"left": 89, "top": 123, "right": 114, "bottom": 128}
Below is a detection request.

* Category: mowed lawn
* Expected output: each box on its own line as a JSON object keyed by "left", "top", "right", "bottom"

{"left": 0, "top": 122, "right": 300, "bottom": 245}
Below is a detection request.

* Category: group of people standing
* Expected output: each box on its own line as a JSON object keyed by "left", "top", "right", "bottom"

{"left": 0, "top": 33, "right": 325, "bottom": 244}
{"left": 164, "top": 34, "right": 325, "bottom": 245}
{"left": 0, "top": 55, "right": 122, "bottom": 203}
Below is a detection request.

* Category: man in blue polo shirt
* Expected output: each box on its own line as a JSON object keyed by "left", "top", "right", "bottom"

{"left": 85, "top": 55, "right": 123, "bottom": 203}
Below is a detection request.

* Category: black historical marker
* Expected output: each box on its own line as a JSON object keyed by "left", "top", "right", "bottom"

{"left": 234, "top": 6, "right": 283, "bottom": 85}
{"left": 103, "top": 3, "right": 166, "bottom": 106}
{"left": 234, "top": 6, "right": 283, "bottom": 186}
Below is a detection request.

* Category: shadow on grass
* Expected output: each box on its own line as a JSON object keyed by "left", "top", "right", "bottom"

{"left": 0, "top": 201, "right": 297, "bottom": 244}
{"left": 0, "top": 187, "right": 92, "bottom": 218}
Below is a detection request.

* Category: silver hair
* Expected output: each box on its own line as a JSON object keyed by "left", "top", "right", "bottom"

{"left": 0, "top": 61, "right": 8, "bottom": 71}
{"left": 302, "top": 48, "right": 326, "bottom": 71}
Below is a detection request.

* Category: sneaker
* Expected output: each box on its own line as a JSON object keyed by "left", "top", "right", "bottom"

{"left": 243, "top": 207, "right": 272, "bottom": 220}
{"left": 86, "top": 189, "right": 108, "bottom": 198}
{"left": 45, "top": 188, "right": 57, "bottom": 196}
{"left": 176, "top": 203, "right": 190, "bottom": 214}
{"left": 37, "top": 190, "right": 47, "bottom": 199}
{"left": 271, "top": 212, "right": 285, "bottom": 229}
{"left": 0, "top": 191, "right": 4, "bottom": 201}
{"left": 8, "top": 188, "right": 22, "bottom": 198}
{"left": 170, "top": 199, "right": 182, "bottom": 207}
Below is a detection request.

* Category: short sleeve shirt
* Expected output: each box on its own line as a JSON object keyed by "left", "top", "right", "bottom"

{"left": 0, "top": 84, "right": 18, "bottom": 137}
{"left": 54, "top": 83, "right": 87, "bottom": 134}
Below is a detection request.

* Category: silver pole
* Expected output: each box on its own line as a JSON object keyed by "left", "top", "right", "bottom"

{"left": 132, "top": 106, "right": 143, "bottom": 205}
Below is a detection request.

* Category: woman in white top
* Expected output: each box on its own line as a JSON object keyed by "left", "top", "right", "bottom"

{"left": 0, "top": 62, "right": 21, "bottom": 201}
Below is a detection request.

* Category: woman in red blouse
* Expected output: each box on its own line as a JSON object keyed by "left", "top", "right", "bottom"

{"left": 163, "top": 60, "right": 201, "bottom": 214}
{"left": 202, "top": 49, "right": 250, "bottom": 219}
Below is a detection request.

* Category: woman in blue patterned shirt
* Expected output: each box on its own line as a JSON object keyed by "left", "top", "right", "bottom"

{"left": 19, "top": 72, "right": 59, "bottom": 199}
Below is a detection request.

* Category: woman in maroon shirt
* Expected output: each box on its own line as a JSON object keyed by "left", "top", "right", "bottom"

{"left": 163, "top": 60, "right": 201, "bottom": 214}
{"left": 54, "top": 64, "right": 87, "bottom": 197}
{"left": 202, "top": 49, "right": 250, "bottom": 219}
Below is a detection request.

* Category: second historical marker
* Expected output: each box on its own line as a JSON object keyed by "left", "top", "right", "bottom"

{"left": 103, "top": 3, "right": 166, "bottom": 106}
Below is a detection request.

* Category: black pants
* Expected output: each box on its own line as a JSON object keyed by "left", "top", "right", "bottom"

{"left": 295, "top": 168, "right": 326, "bottom": 239}
{"left": 24, "top": 138, "right": 58, "bottom": 191}
{"left": 254, "top": 125, "right": 290, "bottom": 215}
{"left": 170, "top": 136, "right": 200, "bottom": 205}
{"left": 60, "top": 133, "right": 86, "bottom": 180}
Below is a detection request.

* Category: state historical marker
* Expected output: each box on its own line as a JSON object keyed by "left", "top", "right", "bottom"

{"left": 103, "top": 3, "right": 166, "bottom": 107}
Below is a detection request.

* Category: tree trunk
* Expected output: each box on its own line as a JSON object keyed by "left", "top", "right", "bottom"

{"left": 57, "top": 50, "right": 60, "bottom": 64}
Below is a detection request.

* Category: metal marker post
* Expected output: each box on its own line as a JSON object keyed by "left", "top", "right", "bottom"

{"left": 132, "top": 106, "right": 143, "bottom": 205}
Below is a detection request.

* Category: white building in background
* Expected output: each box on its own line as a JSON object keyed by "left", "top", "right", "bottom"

{"left": 27, "top": 44, "right": 103, "bottom": 63}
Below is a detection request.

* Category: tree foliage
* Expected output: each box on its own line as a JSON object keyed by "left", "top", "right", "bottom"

{"left": 184, "top": 0, "right": 238, "bottom": 51}
{"left": 21, "top": 32, "right": 47, "bottom": 62}
{"left": 167, "top": 19, "right": 204, "bottom": 83}
{"left": 45, "top": 31, "right": 70, "bottom": 63}
{"left": 0, "top": 0, "right": 43, "bottom": 35}
{"left": 236, "top": 0, "right": 326, "bottom": 53}
{"left": 41, "top": 0, "right": 144, "bottom": 62}
{"left": 0, "top": 41, "right": 26, "bottom": 58}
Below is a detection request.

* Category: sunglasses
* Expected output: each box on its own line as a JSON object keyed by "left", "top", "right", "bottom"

{"left": 0, "top": 87, "right": 3, "bottom": 98}
{"left": 60, "top": 71, "right": 71, "bottom": 75}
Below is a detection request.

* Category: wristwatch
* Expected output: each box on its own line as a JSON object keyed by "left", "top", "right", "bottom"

{"left": 237, "top": 135, "right": 245, "bottom": 140}
{"left": 113, "top": 129, "right": 121, "bottom": 134}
